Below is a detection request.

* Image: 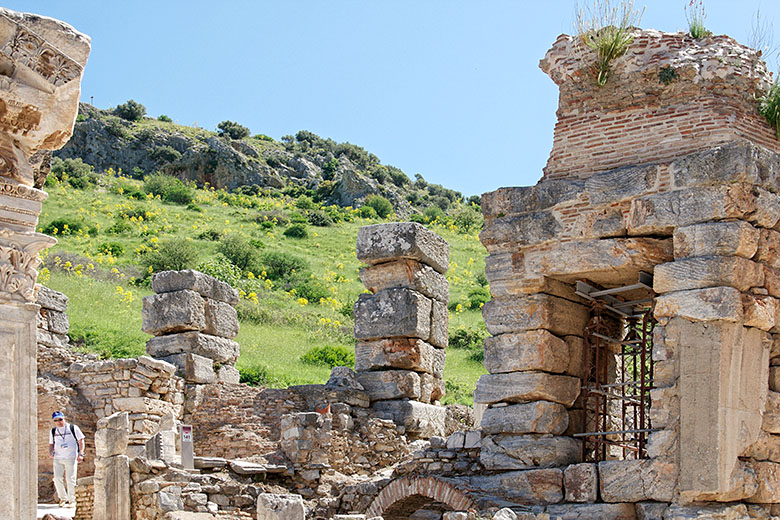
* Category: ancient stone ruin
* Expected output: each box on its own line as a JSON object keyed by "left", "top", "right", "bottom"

{"left": 7, "top": 4, "right": 780, "bottom": 519}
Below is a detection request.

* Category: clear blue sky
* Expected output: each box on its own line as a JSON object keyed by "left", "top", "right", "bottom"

{"left": 11, "top": 1, "right": 780, "bottom": 197}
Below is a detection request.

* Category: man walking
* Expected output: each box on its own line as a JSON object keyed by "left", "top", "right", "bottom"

{"left": 48, "top": 411, "right": 85, "bottom": 508}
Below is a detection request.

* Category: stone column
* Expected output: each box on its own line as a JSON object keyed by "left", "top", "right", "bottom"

{"left": 93, "top": 411, "right": 130, "bottom": 520}
{"left": 142, "top": 269, "right": 241, "bottom": 384}
{"left": 0, "top": 8, "right": 89, "bottom": 519}
{"left": 354, "top": 222, "right": 449, "bottom": 438}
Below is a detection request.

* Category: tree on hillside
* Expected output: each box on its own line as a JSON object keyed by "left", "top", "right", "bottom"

{"left": 114, "top": 99, "right": 146, "bottom": 121}
{"left": 218, "top": 120, "right": 250, "bottom": 140}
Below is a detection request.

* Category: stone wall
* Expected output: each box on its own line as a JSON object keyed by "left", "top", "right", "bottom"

{"left": 354, "top": 222, "right": 449, "bottom": 438}
{"left": 539, "top": 30, "right": 780, "bottom": 180}
{"left": 74, "top": 477, "right": 94, "bottom": 520}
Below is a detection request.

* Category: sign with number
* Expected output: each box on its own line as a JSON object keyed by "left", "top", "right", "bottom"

{"left": 181, "top": 425, "right": 193, "bottom": 443}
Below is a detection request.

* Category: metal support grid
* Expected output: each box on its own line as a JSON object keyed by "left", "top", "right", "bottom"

{"left": 577, "top": 274, "right": 657, "bottom": 463}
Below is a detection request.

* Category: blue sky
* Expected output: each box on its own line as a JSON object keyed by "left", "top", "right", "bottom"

{"left": 11, "top": 1, "right": 780, "bottom": 197}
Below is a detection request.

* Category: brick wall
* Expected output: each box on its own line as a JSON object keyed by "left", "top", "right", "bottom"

{"left": 539, "top": 30, "right": 780, "bottom": 180}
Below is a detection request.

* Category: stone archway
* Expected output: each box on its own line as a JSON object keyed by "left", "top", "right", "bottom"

{"left": 365, "top": 476, "right": 476, "bottom": 519}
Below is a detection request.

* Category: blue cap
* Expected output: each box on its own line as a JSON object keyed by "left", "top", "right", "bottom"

{"left": 52, "top": 411, "right": 64, "bottom": 419}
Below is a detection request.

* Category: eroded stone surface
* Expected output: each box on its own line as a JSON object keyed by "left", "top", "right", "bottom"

{"left": 483, "top": 330, "right": 570, "bottom": 375}
{"left": 142, "top": 290, "right": 206, "bottom": 336}
{"left": 563, "top": 463, "right": 598, "bottom": 503}
{"left": 146, "top": 332, "right": 240, "bottom": 364}
{"left": 354, "top": 288, "right": 432, "bottom": 341}
{"left": 481, "top": 401, "right": 569, "bottom": 435}
{"left": 482, "top": 294, "right": 589, "bottom": 337}
{"left": 480, "top": 434, "right": 580, "bottom": 470}
{"left": 673, "top": 221, "right": 759, "bottom": 259}
{"left": 359, "top": 259, "right": 448, "bottom": 302}
{"left": 151, "top": 269, "right": 239, "bottom": 305}
{"left": 469, "top": 468, "right": 564, "bottom": 504}
{"left": 355, "top": 338, "right": 444, "bottom": 376}
{"left": 357, "top": 222, "right": 449, "bottom": 274}
{"left": 474, "top": 372, "right": 581, "bottom": 406}
{"left": 653, "top": 256, "right": 763, "bottom": 294}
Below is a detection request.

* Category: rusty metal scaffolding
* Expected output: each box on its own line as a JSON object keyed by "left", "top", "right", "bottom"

{"left": 574, "top": 273, "right": 657, "bottom": 462}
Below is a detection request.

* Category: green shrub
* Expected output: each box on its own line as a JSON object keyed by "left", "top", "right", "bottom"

{"left": 217, "top": 120, "right": 250, "bottom": 140}
{"left": 196, "top": 255, "right": 242, "bottom": 287}
{"left": 339, "top": 300, "right": 354, "bottom": 318}
{"left": 150, "top": 145, "right": 182, "bottom": 164}
{"left": 453, "top": 206, "right": 483, "bottom": 233}
{"left": 322, "top": 158, "right": 340, "bottom": 180}
{"left": 685, "top": 0, "right": 712, "bottom": 39}
{"left": 50, "top": 157, "right": 97, "bottom": 189}
{"left": 288, "top": 211, "right": 308, "bottom": 224}
{"left": 186, "top": 202, "right": 202, "bottom": 212}
{"left": 315, "top": 180, "right": 336, "bottom": 201}
{"left": 760, "top": 81, "right": 780, "bottom": 139}
{"left": 255, "top": 134, "right": 274, "bottom": 141}
{"left": 105, "top": 117, "right": 130, "bottom": 138}
{"left": 97, "top": 242, "right": 124, "bottom": 256}
{"left": 157, "top": 114, "right": 172, "bottom": 122}
{"left": 256, "top": 210, "right": 289, "bottom": 227}
{"left": 449, "top": 326, "right": 489, "bottom": 350}
{"left": 292, "top": 277, "right": 330, "bottom": 302}
{"left": 239, "top": 364, "right": 272, "bottom": 386}
{"left": 217, "top": 234, "right": 261, "bottom": 272}
{"left": 300, "top": 345, "right": 355, "bottom": 368}
{"left": 106, "top": 219, "right": 132, "bottom": 234}
{"left": 113, "top": 99, "right": 146, "bottom": 121}
{"left": 364, "top": 195, "right": 393, "bottom": 218}
{"left": 409, "top": 214, "right": 427, "bottom": 224}
{"left": 442, "top": 379, "right": 471, "bottom": 405}
{"left": 283, "top": 223, "right": 308, "bottom": 239}
{"left": 467, "top": 286, "right": 491, "bottom": 309}
{"left": 143, "top": 173, "right": 192, "bottom": 204}
{"left": 356, "top": 206, "right": 378, "bottom": 219}
{"left": 119, "top": 205, "right": 153, "bottom": 221}
{"left": 260, "top": 251, "right": 309, "bottom": 281}
{"left": 423, "top": 205, "right": 445, "bottom": 222}
{"left": 475, "top": 271, "right": 488, "bottom": 287}
{"left": 162, "top": 181, "right": 193, "bottom": 204}
{"left": 306, "top": 209, "right": 333, "bottom": 227}
{"left": 197, "top": 229, "right": 223, "bottom": 241}
{"left": 42, "top": 216, "right": 86, "bottom": 236}
{"left": 259, "top": 220, "right": 274, "bottom": 230}
{"left": 140, "top": 237, "right": 199, "bottom": 274}
{"left": 295, "top": 195, "right": 317, "bottom": 210}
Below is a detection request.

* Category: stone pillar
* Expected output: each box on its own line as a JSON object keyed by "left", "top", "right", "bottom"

{"left": 0, "top": 8, "right": 89, "bottom": 519}
{"left": 354, "top": 222, "right": 449, "bottom": 438}
{"left": 93, "top": 411, "right": 130, "bottom": 520}
{"left": 142, "top": 269, "right": 241, "bottom": 384}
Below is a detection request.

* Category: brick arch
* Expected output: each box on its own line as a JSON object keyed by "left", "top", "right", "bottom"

{"left": 365, "top": 476, "right": 476, "bottom": 518}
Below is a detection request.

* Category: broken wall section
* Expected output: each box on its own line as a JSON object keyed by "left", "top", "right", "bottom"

{"left": 354, "top": 222, "right": 450, "bottom": 438}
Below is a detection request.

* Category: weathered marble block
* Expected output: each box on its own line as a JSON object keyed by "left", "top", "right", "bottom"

{"left": 151, "top": 269, "right": 239, "bottom": 305}
{"left": 430, "top": 299, "right": 448, "bottom": 348}
{"left": 36, "top": 285, "right": 69, "bottom": 312}
{"left": 746, "top": 461, "right": 780, "bottom": 503}
{"left": 146, "top": 331, "right": 240, "bottom": 364}
{"left": 756, "top": 229, "right": 780, "bottom": 270}
{"left": 654, "top": 286, "right": 744, "bottom": 322}
{"left": 564, "top": 463, "right": 598, "bottom": 503}
{"left": 359, "top": 259, "right": 448, "bottom": 302}
{"left": 356, "top": 370, "right": 421, "bottom": 401}
{"left": 546, "top": 503, "right": 637, "bottom": 519}
{"left": 354, "top": 288, "right": 432, "bottom": 341}
{"left": 142, "top": 290, "right": 206, "bottom": 335}
{"left": 474, "top": 371, "right": 581, "bottom": 406}
{"left": 481, "top": 401, "right": 569, "bottom": 435}
{"left": 482, "top": 294, "right": 589, "bottom": 337}
{"left": 483, "top": 330, "right": 570, "bottom": 374}
{"left": 599, "top": 459, "right": 676, "bottom": 503}
{"left": 162, "top": 353, "right": 215, "bottom": 384}
{"left": 469, "top": 468, "right": 564, "bottom": 504}
{"left": 356, "top": 222, "right": 449, "bottom": 274}
{"left": 355, "top": 338, "right": 445, "bottom": 376}
{"left": 203, "top": 298, "right": 239, "bottom": 338}
{"left": 673, "top": 221, "right": 759, "bottom": 259}
{"left": 257, "top": 493, "right": 305, "bottom": 520}
{"left": 653, "top": 256, "right": 763, "bottom": 294}
{"left": 419, "top": 372, "right": 445, "bottom": 403}
{"left": 93, "top": 455, "right": 130, "bottom": 520}
{"left": 372, "top": 399, "right": 445, "bottom": 437}
{"left": 94, "top": 412, "right": 129, "bottom": 458}
{"left": 480, "top": 434, "right": 580, "bottom": 470}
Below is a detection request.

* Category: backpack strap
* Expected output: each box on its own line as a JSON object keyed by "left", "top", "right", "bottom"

{"left": 51, "top": 427, "right": 55, "bottom": 440}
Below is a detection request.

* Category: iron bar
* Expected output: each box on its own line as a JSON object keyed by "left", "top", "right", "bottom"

{"left": 573, "top": 428, "right": 660, "bottom": 437}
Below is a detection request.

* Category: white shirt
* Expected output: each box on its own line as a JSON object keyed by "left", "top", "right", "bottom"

{"left": 49, "top": 422, "right": 85, "bottom": 459}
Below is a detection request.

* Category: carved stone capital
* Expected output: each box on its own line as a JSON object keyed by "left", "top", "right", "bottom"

{"left": 0, "top": 228, "right": 55, "bottom": 303}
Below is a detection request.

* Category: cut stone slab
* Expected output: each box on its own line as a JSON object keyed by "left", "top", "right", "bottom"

{"left": 372, "top": 399, "right": 445, "bottom": 437}
{"left": 479, "top": 210, "right": 563, "bottom": 251}
{"left": 36, "top": 285, "right": 69, "bottom": 312}
{"left": 481, "top": 401, "right": 569, "bottom": 435}
{"left": 482, "top": 294, "right": 589, "bottom": 337}
{"left": 756, "top": 229, "right": 780, "bottom": 270}
{"left": 627, "top": 184, "right": 760, "bottom": 236}
{"left": 161, "top": 353, "right": 215, "bottom": 384}
{"left": 663, "top": 504, "right": 752, "bottom": 520}
{"left": 742, "top": 295, "right": 778, "bottom": 331}
{"left": 599, "top": 459, "right": 676, "bottom": 503}
{"left": 524, "top": 238, "right": 672, "bottom": 287}
{"left": 469, "top": 468, "right": 563, "bottom": 504}
{"left": 354, "top": 288, "right": 432, "bottom": 340}
{"left": 216, "top": 364, "right": 240, "bottom": 384}
{"left": 359, "top": 259, "right": 448, "bottom": 302}
{"left": 474, "top": 372, "right": 581, "bottom": 407}
{"left": 356, "top": 370, "right": 421, "bottom": 401}
{"left": 678, "top": 320, "right": 769, "bottom": 501}
{"left": 480, "top": 434, "right": 580, "bottom": 470}
{"left": 146, "top": 331, "right": 240, "bottom": 364}
{"left": 357, "top": 222, "right": 449, "bottom": 274}
{"left": 95, "top": 412, "right": 129, "bottom": 458}
{"left": 355, "top": 338, "right": 445, "bottom": 376}
{"left": 203, "top": 299, "right": 239, "bottom": 339}
{"left": 93, "top": 454, "right": 130, "bottom": 520}
{"left": 634, "top": 502, "right": 668, "bottom": 520}
{"left": 564, "top": 463, "right": 598, "bottom": 503}
{"left": 654, "top": 287, "right": 743, "bottom": 322}
{"left": 429, "top": 299, "right": 449, "bottom": 348}
{"left": 142, "top": 290, "right": 206, "bottom": 335}
{"left": 151, "top": 269, "right": 239, "bottom": 305}
{"left": 673, "top": 221, "right": 759, "bottom": 260}
{"left": 653, "top": 256, "right": 763, "bottom": 294}
{"left": 545, "top": 503, "right": 637, "bottom": 519}
{"left": 485, "top": 253, "right": 584, "bottom": 300}
{"left": 194, "top": 457, "right": 227, "bottom": 469}
{"left": 483, "top": 330, "right": 570, "bottom": 374}
{"left": 419, "top": 372, "right": 445, "bottom": 403}
{"left": 257, "top": 493, "right": 305, "bottom": 520}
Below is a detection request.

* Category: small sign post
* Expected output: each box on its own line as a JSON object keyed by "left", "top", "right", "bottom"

{"left": 180, "top": 424, "right": 194, "bottom": 469}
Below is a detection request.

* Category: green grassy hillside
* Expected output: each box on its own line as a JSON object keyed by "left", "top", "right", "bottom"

{"left": 39, "top": 170, "right": 488, "bottom": 404}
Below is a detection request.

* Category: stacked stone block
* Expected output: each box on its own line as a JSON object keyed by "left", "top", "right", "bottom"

{"left": 354, "top": 222, "right": 449, "bottom": 437}
{"left": 36, "top": 285, "right": 70, "bottom": 348}
{"left": 280, "top": 412, "right": 332, "bottom": 481}
{"left": 93, "top": 411, "right": 131, "bottom": 520}
{"left": 142, "top": 269, "right": 241, "bottom": 385}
